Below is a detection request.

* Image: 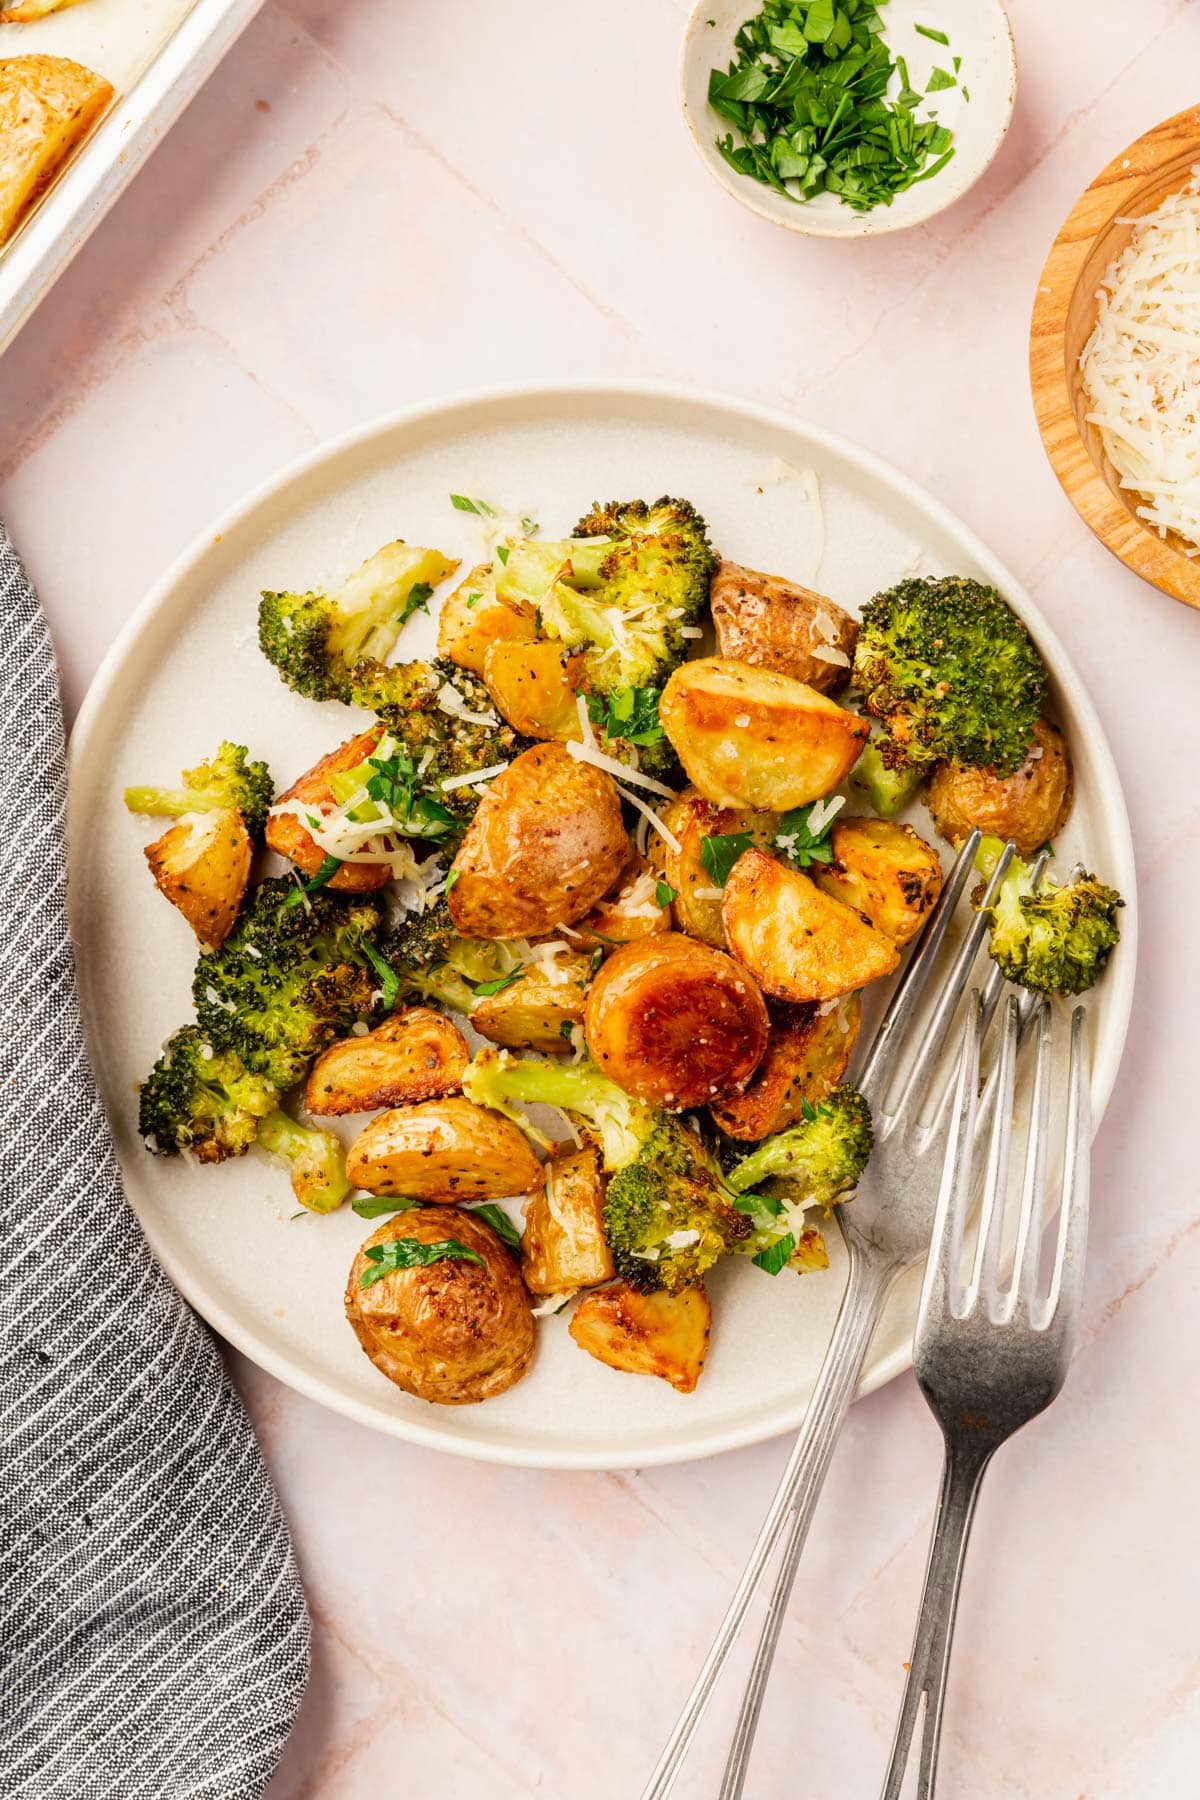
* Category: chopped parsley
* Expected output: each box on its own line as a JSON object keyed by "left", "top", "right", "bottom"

{"left": 352, "top": 1193, "right": 420, "bottom": 1219}
{"left": 362, "top": 940, "right": 400, "bottom": 1011}
{"left": 282, "top": 853, "right": 342, "bottom": 910}
{"left": 472, "top": 967, "right": 525, "bottom": 999}
{"left": 753, "top": 1233, "right": 797, "bottom": 1275}
{"left": 472, "top": 1203, "right": 522, "bottom": 1252}
{"left": 774, "top": 800, "right": 841, "bottom": 869}
{"left": 914, "top": 22, "right": 949, "bottom": 44}
{"left": 926, "top": 65, "right": 956, "bottom": 92}
{"left": 655, "top": 880, "right": 677, "bottom": 907}
{"left": 464, "top": 591, "right": 483, "bottom": 610}
{"left": 449, "top": 494, "right": 497, "bottom": 517}
{"left": 366, "top": 751, "right": 459, "bottom": 841}
{"left": 586, "top": 685, "right": 665, "bottom": 747}
{"left": 699, "top": 831, "right": 754, "bottom": 887}
{"left": 359, "top": 1236, "right": 484, "bottom": 1286}
{"left": 398, "top": 581, "right": 434, "bottom": 625}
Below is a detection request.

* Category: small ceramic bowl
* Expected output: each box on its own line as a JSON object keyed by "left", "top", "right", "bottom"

{"left": 679, "top": 0, "right": 1016, "bottom": 238}
{"left": 1030, "top": 105, "right": 1200, "bottom": 610}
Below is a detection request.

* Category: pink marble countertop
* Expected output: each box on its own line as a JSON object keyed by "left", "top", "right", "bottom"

{"left": 3, "top": 1, "right": 1198, "bottom": 1793}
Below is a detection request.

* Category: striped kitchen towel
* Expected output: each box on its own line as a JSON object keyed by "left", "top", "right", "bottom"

{"left": 0, "top": 520, "right": 309, "bottom": 1799}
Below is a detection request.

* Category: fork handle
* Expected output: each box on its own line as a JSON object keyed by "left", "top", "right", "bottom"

{"left": 641, "top": 1246, "right": 898, "bottom": 1800}
{"left": 880, "top": 1435, "right": 993, "bottom": 1800}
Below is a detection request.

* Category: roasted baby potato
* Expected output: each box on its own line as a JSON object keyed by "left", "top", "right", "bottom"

{"left": 304, "top": 1008, "right": 468, "bottom": 1115}
{"left": 265, "top": 725, "right": 390, "bottom": 892}
{"left": 661, "top": 788, "right": 778, "bottom": 948}
{"left": 659, "top": 658, "right": 868, "bottom": 811}
{"left": 584, "top": 933, "right": 768, "bottom": 1108}
{"left": 575, "top": 856, "right": 672, "bottom": 946}
{"left": 926, "top": 718, "right": 1074, "bottom": 858}
{"left": 709, "top": 996, "right": 862, "bottom": 1140}
{"left": 723, "top": 848, "right": 900, "bottom": 1002}
{"left": 569, "top": 1281, "right": 712, "bottom": 1394}
{"left": 811, "top": 817, "right": 943, "bottom": 947}
{"left": 448, "top": 743, "right": 629, "bottom": 939}
{"left": 437, "top": 562, "right": 537, "bottom": 675}
{"left": 470, "top": 943, "right": 593, "bottom": 1053}
{"left": 521, "top": 1145, "right": 614, "bottom": 1295}
{"left": 482, "top": 640, "right": 585, "bottom": 740}
{"left": 710, "top": 562, "right": 857, "bottom": 692}
{"left": 346, "top": 1207, "right": 534, "bottom": 1405}
{"left": 144, "top": 807, "right": 251, "bottom": 949}
{"left": 346, "top": 1096, "right": 543, "bottom": 1201}
{"left": 0, "top": 56, "right": 113, "bottom": 249}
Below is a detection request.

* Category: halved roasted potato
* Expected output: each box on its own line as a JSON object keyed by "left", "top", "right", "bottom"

{"left": 709, "top": 996, "right": 862, "bottom": 1140}
{"left": 660, "top": 788, "right": 778, "bottom": 948}
{"left": 710, "top": 562, "right": 857, "bottom": 691}
{"left": 470, "top": 943, "right": 593, "bottom": 1053}
{"left": 0, "top": 56, "right": 114, "bottom": 248}
{"left": 346, "top": 1097, "right": 543, "bottom": 1201}
{"left": 437, "top": 562, "right": 537, "bottom": 674}
{"left": 660, "top": 658, "right": 868, "bottom": 811}
{"left": 574, "top": 856, "right": 673, "bottom": 946}
{"left": 346, "top": 1207, "right": 534, "bottom": 1405}
{"left": 811, "top": 817, "right": 943, "bottom": 947}
{"left": 569, "top": 1281, "right": 712, "bottom": 1393}
{"left": 926, "top": 718, "right": 1074, "bottom": 858}
{"left": 144, "top": 807, "right": 251, "bottom": 949}
{"left": 305, "top": 1008, "right": 468, "bottom": 1115}
{"left": 521, "top": 1146, "right": 614, "bottom": 1294}
{"left": 449, "top": 743, "right": 629, "bottom": 939}
{"left": 723, "top": 849, "right": 900, "bottom": 1002}
{"left": 584, "top": 932, "right": 768, "bottom": 1108}
{"left": 482, "top": 640, "right": 585, "bottom": 740}
{"left": 265, "top": 725, "right": 389, "bottom": 892}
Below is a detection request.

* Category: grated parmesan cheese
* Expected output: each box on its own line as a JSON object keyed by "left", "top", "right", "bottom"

{"left": 566, "top": 697, "right": 676, "bottom": 798}
{"left": 437, "top": 681, "right": 499, "bottom": 728}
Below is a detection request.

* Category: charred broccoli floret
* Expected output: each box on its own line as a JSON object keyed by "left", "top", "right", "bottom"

{"left": 852, "top": 576, "right": 1047, "bottom": 778}
{"left": 256, "top": 1109, "right": 351, "bottom": 1213}
{"left": 124, "top": 741, "right": 274, "bottom": 837}
{"left": 381, "top": 897, "right": 523, "bottom": 1013}
{"left": 139, "top": 1026, "right": 278, "bottom": 1162}
{"left": 258, "top": 541, "right": 458, "bottom": 703}
{"left": 977, "top": 837, "right": 1122, "bottom": 996}
{"left": 725, "top": 1088, "right": 875, "bottom": 1211}
{"left": 348, "top": 657, "right": 529, "bottom": 820}
{"left": 193, "top": 877, "right": 384, "bottom": 1089}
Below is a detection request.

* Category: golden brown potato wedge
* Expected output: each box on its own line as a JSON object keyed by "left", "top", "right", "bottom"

{"left": 569, "top": 1281, "right": 711, "bottom": 1393}
{"left": 145, "top": 808, "right": 251, "bottom": 949}
{"left": 449, "top": 743, "right": 629, "bottom": 939}
{"left": 0, "top": 56, "right": 113, "bottom": 248}
{"left": 482, "top": 640, "right": 585, "bottom": 740}
{"left": 0, "top": 0, "right": 85, "bottom": 18}
{"left": 709, "top": 996, "right": 862, "bottom": 1140}
{"left": 723, "top": 848, "right": 900, "bottom": 1002}
{"left": 470, "top": 943, "right": 593, "bottom": 1053}
{"left": 305, "top": 1008, "right": 468, "bottom": 1115}
{"left": 659, "top": 658, "right": 868, "bottom": 811}
{"left": 346, "top": 1097, "right": 543, "bottom": 1201}
{"left": 521, "top": 1146, "right": 614, "bottom": 1295}
{"left": 265, "top": 725, "right": 390, "bottom": 892}
{"left": 926, "top": 719, "right": 1074, "bottom": 858}
{"left": 574, "top": 856, "right": 672, "bottom": 947}
{"left": 584, "top": 932, "right": 768, "bottom": 1108}
{"left": 660, "top": 789, "right": 778, "bottom": 949}
{"left": 346, "top": 1207, "right": 534, "bottom": 1405}
{"left": 437, "top": 563, "right": 537, "bottom": 675}
{"left": 710, "top": 562, "right": 857, "bottom": 691}
{"left": 811, "top": 817, "right": 943, "bottom": 947}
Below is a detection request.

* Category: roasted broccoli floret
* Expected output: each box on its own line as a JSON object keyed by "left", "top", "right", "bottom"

{"left": 256, "top": 1108, "right": 351, "bottom": 1213}
{"left": 381, "top": 897, "right": 522, "bottom": 1013}
{"left": 258, "top": 541, "right": 458, "bottom": 703}
{"left": 852, "top": 576, "right": 1047, "bottom": 778}
{"left": 725, "top": 1088, "right": 875, "bottom": 1211}
{"left": 124, "top": 741, "right": 274, "bottom": 837}
{"left": 977, "top": 837, "right": 1122, "bottom": 996}
{"left": 193, "top": 877, "right": 384, "bottom": 1089}
{"left": 139, "top": 1026, "right": 278, "bottom": 1162}
{"left": 849, "top": 737, "right": 923, "bottom": 819}
{"left": 349, "top": 656, "right": 529, "bottom": 820}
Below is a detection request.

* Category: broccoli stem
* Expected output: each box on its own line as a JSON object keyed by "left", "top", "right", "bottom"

{"left": 850, "top": 741, "right": 923, "bottom": 818}
{"left": 462, "top": 1052, "right": 652, "bottom": 1168}
{"left": 124, "top": 786, "right": 227, "bottom": 818}
{"left": 256, "top": 1109, "right": 351, "bottom": 1214}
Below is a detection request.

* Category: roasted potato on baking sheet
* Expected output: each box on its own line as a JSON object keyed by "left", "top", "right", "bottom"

{"left": 926, "top": 718, "right": 1073, "bottom": 858}
{"left": 470, "top": 943, "right": 593, "bottom": 1053}
{"left": 521, "top": 1146, "right": 614, "bottom": 1295}
{"left": 0, "top": 0, "right": 87, "bottom": 20}
{"left": 574, "top": 856, "right": 672, "bottom": 947}
{"left": 145, "top": 808, "right": 251, "bottom": 949}
{"left": 265, "top": 725, "right": 390, "bottom": 892}
{"left": 661, "top": 789, "right": 778, "bottom": 948}
{"left": 437, "top": 563, "right": 536, "bottom": 674}
{"left": 305, "top": 1008, "right": 468, "bottom": 1115}
{"left": 709, "top": 996, "right": 861, "bottom": 1140}
{"left": 0, "top": 55, "right": 113, "bottom": 248}
{"left": 811, "top": 817, "right": 942, "bottom": 947}
{"left": 710, "top": 562, "right": 857, "bottom": 691}
{"left": 723, "top": 848, "right": 899, "bottom": 1002}
{"left": 660, "top": 658, "right": 868, "bottom": 811}
{"left": 483, "top": 640, "right": 585, "bottom": 740}
{"left": 570, "top": 1281, "right": 711, "bottom": 1393}
{"left": 448, "top": 743, "right": 629, "bottom": 938}
{"left": 346, "top": 1207, "right": 534, "bottom": 1404}
{"left": 346, "top": 1096, "right": 543, "bottom": 1201}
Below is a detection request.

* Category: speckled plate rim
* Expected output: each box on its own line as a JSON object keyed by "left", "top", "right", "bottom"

{"left": 67, "top": 378, "right": 1136, "bottom": 1469}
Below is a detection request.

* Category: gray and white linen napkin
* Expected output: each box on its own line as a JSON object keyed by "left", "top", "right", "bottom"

{"left": 0, "top": 521, "right": 309, "bottom": 1799}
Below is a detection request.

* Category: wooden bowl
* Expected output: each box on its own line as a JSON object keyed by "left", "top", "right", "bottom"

{"left": 1030, "top": 106, "right": 1200, "bottom": 609}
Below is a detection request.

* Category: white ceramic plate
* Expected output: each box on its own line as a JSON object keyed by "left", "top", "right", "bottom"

{"left": 680, "top": 0, "right": 1017, "bottom": 238}
{"left": 68, "top": 381, "right": 1135, "bottom": 1471}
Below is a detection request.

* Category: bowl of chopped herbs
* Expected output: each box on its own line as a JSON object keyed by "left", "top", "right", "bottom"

{"left": 681, "top": 0, "right": 1016, "bottom": 236}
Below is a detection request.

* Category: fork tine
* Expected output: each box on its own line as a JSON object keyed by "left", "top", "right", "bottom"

{"left": 1011, "top": 1001, "right": 1053, "bottom": 1316}
{"left": 856, "top": 829, "right": 982, "bottom": 1108}
{"left": 917, "top": 993, "right": 984, "bottom": 1328}
{"left": 1043, "top": 1005, "right": 1091, "bottom": 1333}
{"left": 974, "top": 994, "right": 1021, "bottom": 1307}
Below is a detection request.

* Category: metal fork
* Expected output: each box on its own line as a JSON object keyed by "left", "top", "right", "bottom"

{"left": 879, "top": 993, "right": 1090, "bottom": 1799}
{"left": 643, "top": 830, "right": 1031, "bottom": 1800}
